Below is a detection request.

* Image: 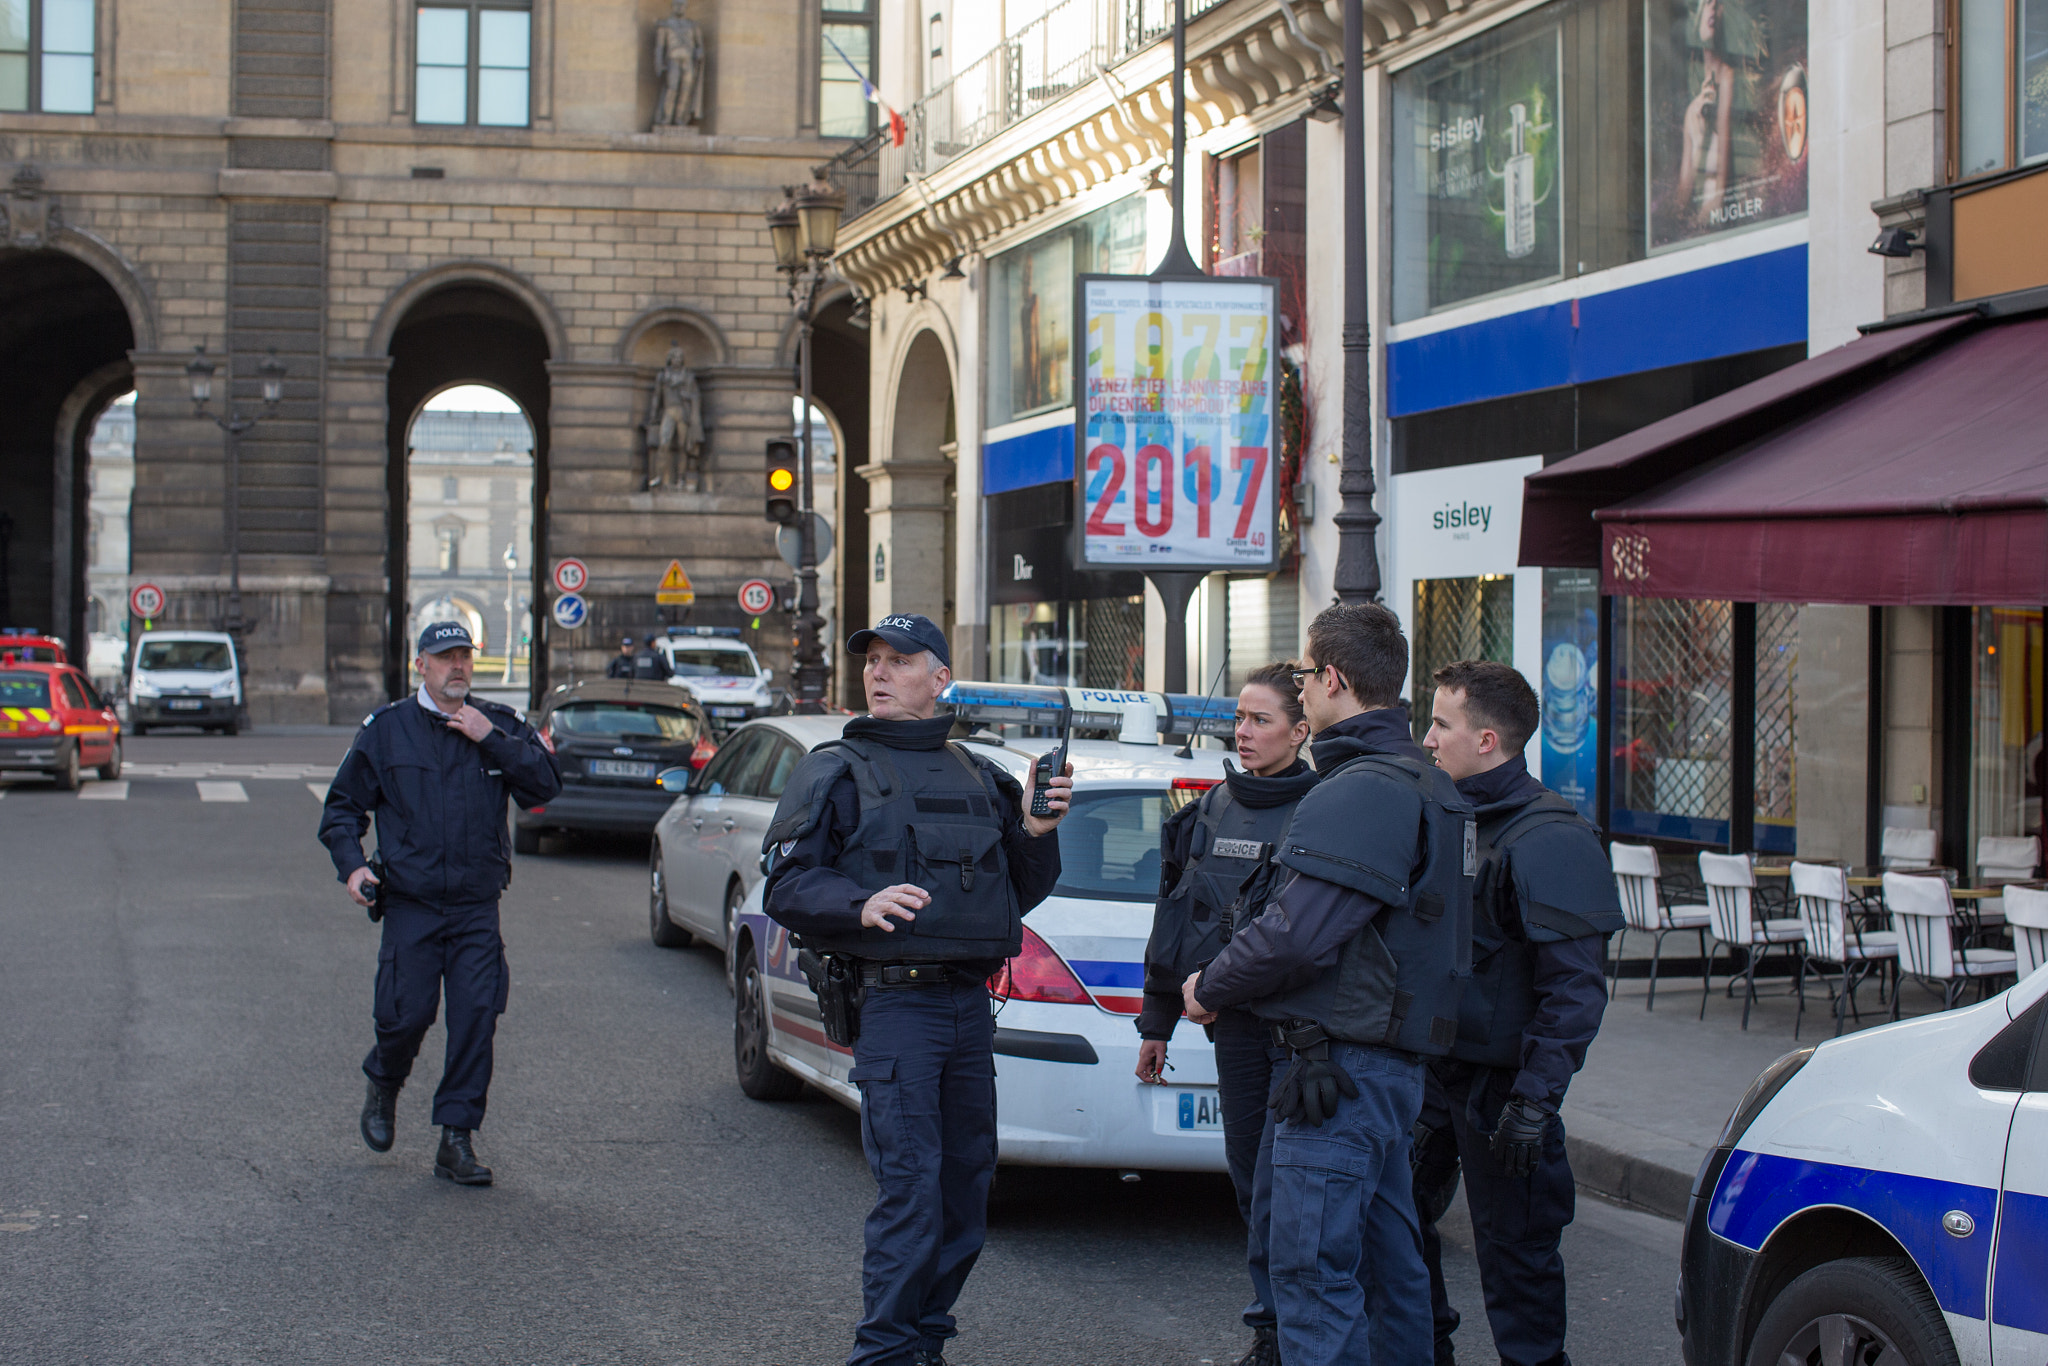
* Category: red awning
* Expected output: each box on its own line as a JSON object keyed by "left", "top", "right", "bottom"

{"left": 1593, "top": 314, "right": 2048, "bottom": 604}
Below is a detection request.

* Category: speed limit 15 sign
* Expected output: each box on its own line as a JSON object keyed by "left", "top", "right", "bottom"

{"left": 552, "top": 558, "right": 589, "bottom": 594}
{"left": 737, "top": 579, "right": 774, "bottom": 615}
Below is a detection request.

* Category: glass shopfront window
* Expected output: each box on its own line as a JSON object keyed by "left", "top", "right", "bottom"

{"left": 1541, "top": 568, "right": 1601, "bottom": 819}
{"left": 1410, "top": 575, "right": 1515, "bottom": 740}
{"left": 1971, "top": 606, "right": 2045, "bottom": 873}
{"left": 987, "top": 196, "right": 1150, "bottom": 427}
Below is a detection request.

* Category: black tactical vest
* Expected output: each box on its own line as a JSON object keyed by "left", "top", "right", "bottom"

{"left": 1147, "top": 770, "right": 1310, "bottom": 985}
{"left": 1454, "top": 791, "right": 1624, "bottom": 1067}
{"left": 1252, "top": 751, "right": 1476, "bottom": 1057}
{"left": 766, "top": 736, "right": 1021, "bottom": 962}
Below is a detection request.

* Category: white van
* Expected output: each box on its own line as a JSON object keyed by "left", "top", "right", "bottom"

{"left": 129, "top": 630, "right": 242, "bottom": 735}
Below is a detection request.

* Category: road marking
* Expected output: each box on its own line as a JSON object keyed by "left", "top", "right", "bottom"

{"left": 306, "top": 782, "right": 329, "bottom": 802}
{"left": 197, "top": 781, "right": 249, "bottom": 803}
{"left": 79, "top": 782, "right": 129, "bottom": 801}
{"left": 124, "top": 763, "right": 336, "bottom": 781}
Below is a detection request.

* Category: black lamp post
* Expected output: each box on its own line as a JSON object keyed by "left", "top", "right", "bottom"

{"left": 765, "top": 166, "right": 845, "bottom": 713}
{"left": 1332, "top": 0, "right": 1382, "bottom": 606}
{"left": 187, "top": 345, "right": 285, "bottom": 715}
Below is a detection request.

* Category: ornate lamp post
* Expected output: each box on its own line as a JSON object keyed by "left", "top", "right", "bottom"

{"left": 501, "top": 541, "right": 520, "bottom": 686}
{"left": 765, "top": 166, "right": 845, "bottom": 713}
{"left": 187, "top": 345, "right": 285, "bottom": 717}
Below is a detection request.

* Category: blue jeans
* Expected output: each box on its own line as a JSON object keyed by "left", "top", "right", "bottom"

{"left": 1265, "top": 1041, "right": 1431, "bottom": 1366}
{"left": 845, "top": 980, "right": 997, "bottom": 1366}
{"left": 1215, "top": 1008, "right": 1288, "bottom": 1330}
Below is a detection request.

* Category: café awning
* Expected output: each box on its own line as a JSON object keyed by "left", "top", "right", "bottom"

{"left": 1519, "top": 303, "right": 2048, "bottom": 605}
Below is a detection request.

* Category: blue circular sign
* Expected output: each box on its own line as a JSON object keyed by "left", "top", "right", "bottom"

{"left": 550, "top": 592, "right": 588, "bottom": 630}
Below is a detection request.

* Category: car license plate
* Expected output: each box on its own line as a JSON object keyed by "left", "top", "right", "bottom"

{"left": 1165, "top": 1088, "right": 1223, "bottom": 1132}
{"left": 711, "top": 706, "right": 749, "bottom": 719}
{"left": 167, "top": 699, "right": 204, "bottom": 711}
{"left": 588, "top": 758, "right": 656, "bottom": 778}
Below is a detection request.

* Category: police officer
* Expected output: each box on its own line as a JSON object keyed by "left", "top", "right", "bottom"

{"left": 606, "top": 635, "right": 638, "bottom": 678}
{"left": 1416, "top": 660, "right": 1620, "bottom": 1366}
{"left": 1137, "top": 661, "right": 1315, "bottom": 1366}
{"left": 760, "top": 613, "right": 1070, "bottom": 1366}
{"left": 1183, "top": 603, "right": 1473, "bottom": 1366}
{"left": 630, "top": 634, "right": 672, "bottom": 681}
{"left": 317, "top": 621, "right": 562, "bottom": 1186}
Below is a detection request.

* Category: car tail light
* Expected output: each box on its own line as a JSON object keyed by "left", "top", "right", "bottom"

{"left": 987, "top": 926, "right": 1092, "bottom": 1006}
{"left": 1168, "top": 776, "right": 1221, "bottom": 811}
{"left": 690, "top": 733, "right": 718, "bottom": 769}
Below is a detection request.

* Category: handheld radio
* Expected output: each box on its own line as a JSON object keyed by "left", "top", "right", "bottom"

{"left": 1030, "top": 709, "right": 1072, "bottom": 819}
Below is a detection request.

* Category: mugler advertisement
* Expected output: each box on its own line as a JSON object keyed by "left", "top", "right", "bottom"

{"left": 1646, "top": 0, "right": 1808, "bottom": 250}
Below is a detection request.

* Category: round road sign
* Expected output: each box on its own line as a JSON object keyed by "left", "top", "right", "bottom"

{"left": 737, "top": 579, "right": 775, "bottom": 616}
{"left": 130, "top": 583, "right": 165, "bottom": 618}
{"left": 552, "top": 558, "right": 589, "bottom": 594}
{"left": 550, "top": 592, "right": 588, "bottom": 630}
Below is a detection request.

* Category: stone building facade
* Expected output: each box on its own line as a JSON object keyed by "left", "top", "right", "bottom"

{"left": 0, "top": 0, "right": 872, "bottom": 722}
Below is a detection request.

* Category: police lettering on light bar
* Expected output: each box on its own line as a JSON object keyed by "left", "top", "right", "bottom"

{"left": 937, "top": 681, "right": 1237, "bottom": 740}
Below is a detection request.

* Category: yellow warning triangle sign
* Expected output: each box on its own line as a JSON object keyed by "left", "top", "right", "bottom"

{"left": 656, "top": 559, "right": 695, "bottom": 605}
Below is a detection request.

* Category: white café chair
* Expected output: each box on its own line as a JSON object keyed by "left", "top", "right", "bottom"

{"left": 1884, "top": 872, "right": 2018, "bottom": 1016}
{"left": 1975, "top": 836, "right": 2038, "bottom": 926}
{"left": 2004, "top": 884, "right": 2048, "bottom": 980}
{"left": 1882, "top": 826, "right": 1939, "bottom": 869}
{"left": 1699, "top": 851, "right": 1806, "bottom": 1030}
{"left": 1609, "top": 842, "right": 1713, "bottom": 1011}
{"left": 1790, "top": 861, "right": 1897, "bottom": 1039}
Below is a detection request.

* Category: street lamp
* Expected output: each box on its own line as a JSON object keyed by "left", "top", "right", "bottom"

{"left": 765, "top": 165, "right": 846, "bottom": 713}
{"left": 187, "top": 345, "right": 286, "bottom": 720}
{"left": 502, "top": 542, "right": 519, "bottom": 686}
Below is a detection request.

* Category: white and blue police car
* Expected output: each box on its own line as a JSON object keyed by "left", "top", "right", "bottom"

{"left": 1679, "top": 964, "right": 2048, "bottom": 1366}
{"left": 730, "top": 682, "right": 1240, "bottom": 1172}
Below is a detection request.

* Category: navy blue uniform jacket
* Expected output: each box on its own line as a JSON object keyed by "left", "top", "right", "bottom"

{"left": 318, "top": 696, "right": 563, "bottom": 905}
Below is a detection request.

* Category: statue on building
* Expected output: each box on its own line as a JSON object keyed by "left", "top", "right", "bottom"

{"left": 644, "top": 343, "right": 707, "bottom": 491}
{"left": 651, "top": 0, "right": 707, "bottom": 130}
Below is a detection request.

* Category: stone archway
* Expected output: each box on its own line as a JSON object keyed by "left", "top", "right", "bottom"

{"left": 868, "top": 327, "right": 957, "bottom": 651}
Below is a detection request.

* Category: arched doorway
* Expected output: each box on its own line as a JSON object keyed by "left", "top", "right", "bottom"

{"left": 870, "top": 327, "right": 956, "bottom": 653}
{"left": 808, "top": 293, "right": 870, "bottom": 704}
{"left": 0, "top": 250, "right": 135, "bottom": 653}
{"left": 383, "top": 285, "right": 551, "bottom": 702}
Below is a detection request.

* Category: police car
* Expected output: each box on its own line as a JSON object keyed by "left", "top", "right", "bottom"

{"left": 1679, "top": 965, "right": 2048, "bottom": 1366}
{"left": 729, "top": 682, "right": 1239, "bottom": 1172}
{"left": 656, "top": 627, "right": 775, "bottom": 727}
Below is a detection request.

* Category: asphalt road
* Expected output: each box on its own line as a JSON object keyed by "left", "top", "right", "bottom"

{"left": 1, "top": 731, "right": 1684, "bottom": 1365}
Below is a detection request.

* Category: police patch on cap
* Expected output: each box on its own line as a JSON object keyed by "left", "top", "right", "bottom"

{"left": 845, "top": 612, "right": 951, "bottom": 668}
{"left": 417, "top": 620, "right": 475, "bottom": 655}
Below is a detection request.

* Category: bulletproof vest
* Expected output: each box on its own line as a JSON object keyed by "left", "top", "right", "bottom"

{"left": 767, "top": 737, "right": 1020, "bottom": 962}
{"left": 1147, "top": 780, "right": 1303, "bottom": 984}
{"left": 1453, "top": 792, "right": 1625, "bottom": 1067}
{"left": 1252, "top": 751, "right": 1476, "bottom": 1057}
{"left": 631, "top": 649, "right": 667, "bottom": 680}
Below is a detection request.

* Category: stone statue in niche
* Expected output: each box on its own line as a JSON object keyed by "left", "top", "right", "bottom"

{"left": 651, "top": 0, "right": 707, "bottom": 130}
{"left": 644, "top": 343, "right": 707, "bottom": 491}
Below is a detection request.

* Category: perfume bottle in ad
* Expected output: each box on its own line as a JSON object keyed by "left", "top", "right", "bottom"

{"left": 1503, "top": 102, "right": 1537, "bottom": 259}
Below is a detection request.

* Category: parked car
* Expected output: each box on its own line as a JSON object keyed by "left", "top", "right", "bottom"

{"left": 0, "top": 660, "right": 123, "bottom": 789}
{"left": 655, "top": 627, "right": 775, "bottom": 728}
{"left": 724, "top": 682, "right": 1242, "bottom": 1172}
{"left": 514, "top": 678, "right": 714, "bottom": 853}
{"left": 128, "top": 630, "right": 241, "bottom": 735}
{"left": 1678, "top": 966, "right": 2048, "bottom": 1366}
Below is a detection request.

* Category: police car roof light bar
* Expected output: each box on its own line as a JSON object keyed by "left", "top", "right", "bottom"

{"left": 664, "top": 626, "right": 743, "bottom": 638}
{"left": 939, "top": 681, "right": 1236, "bottom": 741}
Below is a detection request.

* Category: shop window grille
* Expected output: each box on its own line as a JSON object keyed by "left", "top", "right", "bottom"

{"left": 1227, "top": 575, "right": 1302, "bottom": 692}
{"left": 1755, "top": 603, "right": 1799, "bottom": 828}
{"left": 1614, "top": 598, "right": 1732, "bottom": 824}
{"left": 1411, "top": 576, "right": 1515, "bottom": 740}
{"left": 1077, "top": 594, "right": 1146, "bottom": 691}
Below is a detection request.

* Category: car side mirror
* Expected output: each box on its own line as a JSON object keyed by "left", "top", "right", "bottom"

{"left": 762, "top": 667, "right": 773, "bottom": 682}
{"left": 656, "top": 766, "right": 693, "bottom": 793}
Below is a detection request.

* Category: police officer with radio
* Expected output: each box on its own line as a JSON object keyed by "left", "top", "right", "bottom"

{"left": 317, "top": 621, "right": 562, "bottom": 1186}
{"left": 1138, "top": 660, "right": 1315, "bottom": 1366}
{"left": 760, "top": 613, "right": 1070, "bottom": 1366}
{"left": 1415, "top": 661, "right": 1621, "bottom": 1366}
{"left": 1183, "top": 603, "right": 1473, "bottom": 1366}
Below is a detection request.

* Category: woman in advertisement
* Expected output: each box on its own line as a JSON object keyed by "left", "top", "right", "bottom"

{"left": 1656, "top": 0, "right": 1807, "bottom": 245}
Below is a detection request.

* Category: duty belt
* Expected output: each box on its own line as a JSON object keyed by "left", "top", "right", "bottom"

{"left": 858, "top": 962, "right": 958, "bottom": 988}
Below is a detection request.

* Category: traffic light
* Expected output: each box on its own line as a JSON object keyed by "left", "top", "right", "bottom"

{"left": 765, "top": 438, "right": 798, "bottom": 526}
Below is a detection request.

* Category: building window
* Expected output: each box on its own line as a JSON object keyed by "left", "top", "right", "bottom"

{"left": 0, "top": 0, "right": 95, "bottom": 114}
{"left": 1410, "top": 576, "right": 1515, "bottom": 741}
{"left": 1955, "top": 0, "right": 2048, "bottom": 177}
{"left": 1210, "top": 144, "right": 1262, "bottom": 275}
{"left": 437, "top": 526, "right": 462, "bottom": 574}
{"left": 416, "top": 2, "right": 531, "bottom": 128}
{"left": 820, "top": 0, "right": 876, "bottom": 138}
{"left": 442, "top": 476, "right": 459, "bottom": 502}
{"left": 986, "top": 195, "right": 1150, "bottom": 427}
{"left": 927, "top": 11, "right": 945, "bottom": 92}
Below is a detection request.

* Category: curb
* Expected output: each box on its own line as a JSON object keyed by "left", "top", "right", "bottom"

{"left": 1560, "top": 1110, "right": 1704, "bottom": 1221}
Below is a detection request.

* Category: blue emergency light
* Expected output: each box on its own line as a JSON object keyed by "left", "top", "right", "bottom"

{"left": 664, "top": 626, "right": 743, "bottom": 638}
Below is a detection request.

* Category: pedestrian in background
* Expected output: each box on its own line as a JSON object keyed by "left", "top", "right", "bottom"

{"left": 631, "top": 634, "right": 672, "bottom": 681}
{"left": 1137, "top": 660, "right": 1316, "bottom": 1366}
{"left": 760, "top": 613, "right": 1070, "bottom": 1366}
{"left": 606, "top": 635, "right": 638, "bottom": 679}
{"left": 1417, "top": 661, "right": 1621, "bottom": 1366}
{"left": 317, "top": 621, "right": 561, "bottom": 1186}
{"left": 1183, "top": 602, "right": 1474, "bottom": 1366}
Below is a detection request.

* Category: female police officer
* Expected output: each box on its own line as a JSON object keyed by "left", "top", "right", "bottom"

{"left": 1136, "top": 660, "right": 1315, "bottom": 1366}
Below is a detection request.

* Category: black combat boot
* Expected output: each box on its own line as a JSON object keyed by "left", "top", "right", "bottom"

{"left": 911, "top": 1350, "right": 946, "bottom": 1366}
{"left": 359, "top": 1079, "right": 398, "bottom": 1153}
{"left": 434, "top": 1126, "right": 493, "bottom": 1186}
{"left": 1234, "top": 1325, "right": 1281, "bottom": 1366}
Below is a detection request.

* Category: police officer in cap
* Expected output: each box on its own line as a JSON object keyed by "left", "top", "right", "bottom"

{"left": 1137, "top": 660, "right": 1315, "bottom": 1366}
{"left": 318, "top": 621, "right": 562, "bottom": 1185}
{"left": 761, "top": 613, "right": 1071, "bottom": 1366}
{"left": 606, "top": 635, "right": 638, "bottom": 678}
{"left": 1416, "top": 660, "right": 1621, "bottom": 1366}
{"left": 1183, "top": 602, "right": 1473, "bottom": 1366}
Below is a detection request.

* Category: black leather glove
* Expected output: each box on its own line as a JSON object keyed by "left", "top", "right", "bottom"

{"left": 1489, "top": 1094, "right": 1553, "bottom": 1178}
{"left": 1268, "top": 1044, "right": 1360, "bottom": 1127}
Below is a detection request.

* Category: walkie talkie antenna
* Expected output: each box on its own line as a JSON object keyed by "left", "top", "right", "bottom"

{"left": 1174, "top": 656, "right": 1231, "bottom": 760}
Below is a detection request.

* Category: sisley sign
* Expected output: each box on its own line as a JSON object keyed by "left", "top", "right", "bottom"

{"left": 1390, "top": 455, "right": 1541, "bottom": 583}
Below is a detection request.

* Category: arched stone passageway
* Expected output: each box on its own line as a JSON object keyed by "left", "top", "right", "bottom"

{"left": 807, "top": 294, "right": 870, "bottom": 705}
{"left": 0, "top": 250, "right": 135, "bottom": 652}
{"left": 869, "top": 327, "right": 957, "bottom": 655}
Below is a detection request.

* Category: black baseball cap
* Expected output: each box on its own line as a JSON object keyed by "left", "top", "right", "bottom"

{"left": 417, "top": 621, "right": 475, "bottom": 655}
{"left": 847, "top": 613, "right": 950, "bottom": 669}
{"left": 621, "top": 635, "right": 636, "bottom": 647}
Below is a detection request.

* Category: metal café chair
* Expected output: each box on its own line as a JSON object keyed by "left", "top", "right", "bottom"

{"left": 1609, "top": 841, "right": 1712, "bottom": 1010}
{"left": 1790, "top": 860, "right": 1896, "bottom": 1038}
{"left": 2005, "top": 884, "right": 2048, "bottom": 979}
{"left": 1699, "top": 851, "right": 1806, "bottom": 1030}
{"left": 1884, "top": 872, "right": 2018, "bottom": 1016}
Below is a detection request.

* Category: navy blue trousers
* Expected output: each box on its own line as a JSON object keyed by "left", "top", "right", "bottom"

{"left": 362, "top": 897, "right": 508, "bottom": 1131}
{"left": 1420, "top": 1062, "right": 1577, "bottom": 1366}
{"left": 1214, "top": 1008, "right": 1287, "bottom": 1331}
{"left": 845, "top": 979, "right": 997, "bottom": 1366}
{"left": 1264, "top": 1041, "right": 1431, "bottom": 1366}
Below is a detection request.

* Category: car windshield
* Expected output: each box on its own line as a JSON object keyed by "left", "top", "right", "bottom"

{"left": 138, "top": 640, "right": 232, "bottom": 672}
{"left": 0, "top": 672, "right": 52, "bottom": 708}
{"left": 666, "top": 647, "right": 754, "bottom": 678}
{"left": 551, "top": 702, "right": 697, "bottom": 741}
{"left": 1054, "top": 789, "right": 1167, "bottom": 901}
{"left": 2, "top": 644, "right": 59, "bottom": 662}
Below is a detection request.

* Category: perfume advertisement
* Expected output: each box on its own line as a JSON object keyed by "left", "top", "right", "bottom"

{"left": 1541, "top": 568, "right": 1601, "bottom": 821}
{"left": 1395, "top": 23, "right": 1563, "bottom": 317}
{"left": 1647, "top": 0, "right": 1808, "bottom": 250}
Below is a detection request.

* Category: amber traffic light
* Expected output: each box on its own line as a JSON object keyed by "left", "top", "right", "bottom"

{"left": 765, "top": 438, "right": 798, "bottom": 526}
